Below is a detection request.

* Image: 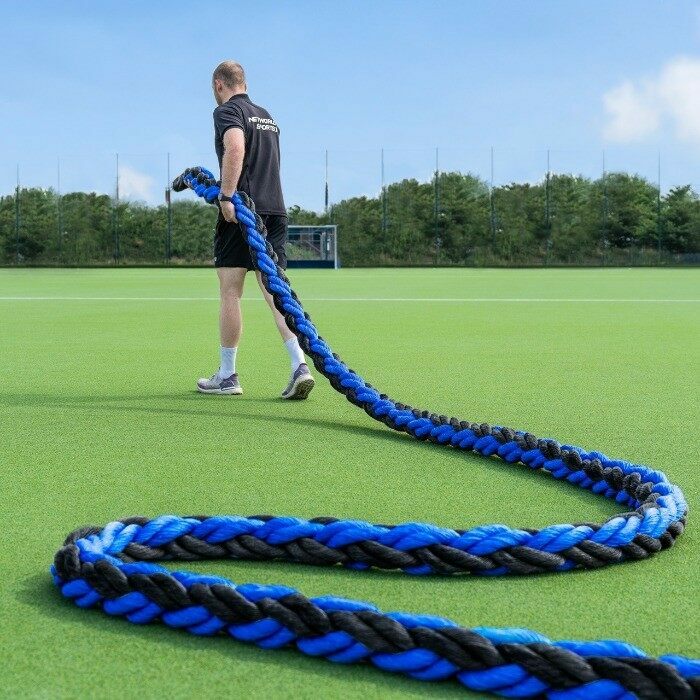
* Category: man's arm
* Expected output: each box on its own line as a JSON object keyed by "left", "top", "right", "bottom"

{"left": 219, "top": 127, "right": 245, "bottom": 222}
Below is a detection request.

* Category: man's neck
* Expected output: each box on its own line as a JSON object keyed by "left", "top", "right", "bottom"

{"left": 220, "top": 87, "right": 246, "bottom": 103}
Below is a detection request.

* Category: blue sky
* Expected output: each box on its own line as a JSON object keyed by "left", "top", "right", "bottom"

{"left": 2, "top": 0, "right": 700, "bottom": 209}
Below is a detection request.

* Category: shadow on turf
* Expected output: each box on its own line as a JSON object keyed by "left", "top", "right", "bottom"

{"left": 18, "top": 572, "right": 468, "bottom": 698}
{"left": 0, "top": 389, "right": 474, "bottom": 454}
{"left": 0, "top": 390, "right": 623, "bottom": 522}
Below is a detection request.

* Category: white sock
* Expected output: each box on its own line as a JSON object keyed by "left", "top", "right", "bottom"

{"left": 284, "top": 337, "right": 305, "bottom": 372}
{"left": 219, "top": 346, "right": 237, "bottom": 378}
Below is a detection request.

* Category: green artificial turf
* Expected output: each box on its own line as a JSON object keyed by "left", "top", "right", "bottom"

{"left": 1, "top": 267, "right": 699, "bottom": 699}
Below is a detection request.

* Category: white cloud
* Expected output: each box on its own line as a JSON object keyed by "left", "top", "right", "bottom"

{"left": 118, "top": 165, "right": 155, "bottom": 202}
{"left": 603, "top": 81, "right": 660, "bottom": 142}
{"left": 657, "top": 57, "right": 700, "bottom": 142}
{"left": 603, "top": 56, "right": 700, "bottom": 145}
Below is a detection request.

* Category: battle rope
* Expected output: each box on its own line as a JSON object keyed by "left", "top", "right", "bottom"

{"left": 52, "top": 166, "right": 699, "bottom": 699}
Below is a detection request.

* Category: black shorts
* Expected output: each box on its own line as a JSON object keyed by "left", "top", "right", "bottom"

{"left": 214, "top": 214, "right": 288, "bottom": 270}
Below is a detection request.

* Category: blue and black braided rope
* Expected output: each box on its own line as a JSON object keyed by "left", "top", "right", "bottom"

{"left": 52, "top": 166, "right": 699, "bottom": 699}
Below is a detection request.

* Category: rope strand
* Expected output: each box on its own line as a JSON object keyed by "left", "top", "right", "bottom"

{"left": 52, "top": 167, "right": 699, "bottom": 699}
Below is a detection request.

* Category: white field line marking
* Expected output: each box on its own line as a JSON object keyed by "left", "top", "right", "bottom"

{"left": 0, "top": 296, "right": 698, "bottom": 303}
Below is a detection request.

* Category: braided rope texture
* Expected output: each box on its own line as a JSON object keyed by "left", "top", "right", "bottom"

{"left": 52, "top": 166, "right": 699, "bottom": 699}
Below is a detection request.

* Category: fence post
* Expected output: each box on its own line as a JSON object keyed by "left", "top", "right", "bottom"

{"left": 57, "top": 158, "right": 63, "bottom": 261}
{"left": 545, "top": 149, "right": 551, "bottom": 265}
{"left": 434, "top": 147, "right": 440, "bottom": 264}
{"left": 113, "top": 153, "right": 120, "bottom": 263}
{"left": 381, "top": 148, "right": 387, "bottom": 236}
{"left": 489, "top": 147, "right": 497, "bottom": 255}
{"left": 166, "top": 152, "right": 172, "bottom": 263}
{"left": 657, "top": 151, "right": 662, "bottom": 260}
{"left": 15, "top": 164, "right": 20, "bottom": 263}
{"left": 324, "top": 149, "right": 329, "bottom": 215}
{"left": 601, "top": 150, "right": 608, "bottom": 265}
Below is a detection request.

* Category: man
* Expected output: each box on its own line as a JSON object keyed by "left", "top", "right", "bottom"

{"left": 197, "top": 61, "right": 315, "bottom": 399}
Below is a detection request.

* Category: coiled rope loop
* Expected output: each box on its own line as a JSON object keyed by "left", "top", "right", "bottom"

{"left": 52, "top": 166, "right": 699, "bottom": 699}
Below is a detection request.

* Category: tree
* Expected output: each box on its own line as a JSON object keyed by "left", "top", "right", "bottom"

{"left": 61, "top": 192, "right": 112, "bottom": 263}
{"left": 434, "top": 172, "right": 490, "bottom": 264}
{"left": 595, "top": 173, "right": 657, "bottom": 250}
{"left": 288, "top": 206, "right": 328, "bottom": 226}
{"left": 170, "top": 201, "right": 218, "bottom": 262}
{"left": 492, "top": 182, "right": 547, "bottom": 263}
{"left": 331, "top": 196, "right": 383, "bottom": 265}
{"left": 549, "top": 175, "right": 601, "bottom": 263}
{"left": 1, "top": 173, "right": 697, "bottom": 267}
{"left": 663, "top": 185, "right": 700, "bottom": 254}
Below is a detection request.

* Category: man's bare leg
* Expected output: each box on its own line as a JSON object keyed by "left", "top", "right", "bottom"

{"left": 255, "top": 271, "right": 315, "bottom": 399}
{"left": 255, "top": 271, "right": 294, "bottom": 342}
{"left": 220, "top": 267, "right": 247, "bottom": 347}
{"left": 197, "top": 267, "right": 246, "bottom": 395}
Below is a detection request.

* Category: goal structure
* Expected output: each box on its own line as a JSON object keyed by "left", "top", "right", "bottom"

{"left": 286, "top": 225, "right": 339, "bottom": 269}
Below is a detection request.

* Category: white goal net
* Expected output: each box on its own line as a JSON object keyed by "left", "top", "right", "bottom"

{"left": 287, "top": 225, "right": 339, "bottom": 269}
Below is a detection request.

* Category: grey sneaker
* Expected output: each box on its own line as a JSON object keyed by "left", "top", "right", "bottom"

{"left": 281, "top": 363, "right": 315, "bottom": 400}
{"left": 197, "top": 372, "right": 243, "bottom": 395}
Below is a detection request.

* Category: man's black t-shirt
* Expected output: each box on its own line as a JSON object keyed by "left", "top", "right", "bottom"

{"left": 213, "top": 94, "right": 285, "bottom": 215}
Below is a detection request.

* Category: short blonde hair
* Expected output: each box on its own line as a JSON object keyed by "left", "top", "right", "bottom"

{"left": 212, "top": 61, "right": 246, "bottom": 89}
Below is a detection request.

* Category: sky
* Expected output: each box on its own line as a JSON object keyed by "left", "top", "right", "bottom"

{"left": 2, "top": 0, "right": 700, "bottom": 210}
